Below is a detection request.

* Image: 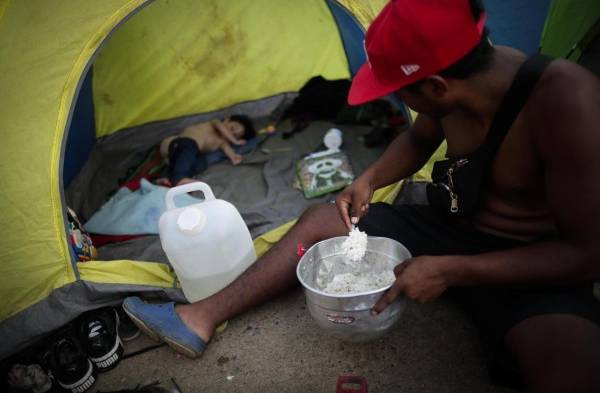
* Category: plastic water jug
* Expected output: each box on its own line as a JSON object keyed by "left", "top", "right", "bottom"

{"left": 158, "top": 182, "right": 256, "bottom": 302}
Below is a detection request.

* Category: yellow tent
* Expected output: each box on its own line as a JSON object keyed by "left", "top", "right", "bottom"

{"left": 0, "top": 0, "right": 390, "bottom": 359}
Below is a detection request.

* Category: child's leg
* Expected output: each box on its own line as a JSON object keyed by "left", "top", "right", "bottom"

{"left": 167, "top": 137, "right": 201, "bottom": 186}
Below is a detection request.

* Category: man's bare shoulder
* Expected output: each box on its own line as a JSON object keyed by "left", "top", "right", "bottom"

{"left": 523, "top": 59, "right": 600, "bottom": 169}
{"left": 533, "top": 59, "right": 600, "bottom": 113}
{"left": 527, "top": 59, "right": 599, "bottom": 139}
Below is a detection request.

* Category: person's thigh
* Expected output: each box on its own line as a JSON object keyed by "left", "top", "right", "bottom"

{"left": 450, "top": 282, "right": 600, "bottom": 388}
{"left": 505, "top": 313, "right": 600, "bottom": 393}
{"left": 360, "top": 203, "right": 600, "bottom": 389}
{"left": 357, "top": 203, "right": 523, "bottom": 256}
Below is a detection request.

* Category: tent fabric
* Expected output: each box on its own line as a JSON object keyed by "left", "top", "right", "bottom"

{"left": 335, "top": 0, "right": 388, "bottom": 30}
{"left": 63, "top": 67, "right": 96, "bottom": 187}
{"left": 69, "top": 118, "right": 394, "bottom": 259}
{"left": 482, "top": 0, "right": 551, "bottom": 55}
{"left": 0, "top": 280, "right": 185, "bottom": 360}
{"left": 326, "top": 0, "right": 368, "bottom": 76}
{"left": 0, "top": 0, "right": 150, "bottom": 325}
{"left": 93, "top": 0, "right": 350, "bottom": 137}
{"left": 541, "top": 0, "right": 600, "bottom": 61}
{"left": 67, "top": 94, "right": 296, "bottom": 222}
{"left": 78, "top": 260, "right": 176, "bottom": 287}
{"left": 0, "top": 0, "right": 359, "bottom": 358}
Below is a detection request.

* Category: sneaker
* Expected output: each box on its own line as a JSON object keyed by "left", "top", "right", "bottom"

{"left": 117, "top": 306, "right": 141, "bottom": 342}
{"left": 78, "top": 307, "right": 124, "bottom": 372}
{"left": 43, "top": 336, "right": 96, "bottom": 393}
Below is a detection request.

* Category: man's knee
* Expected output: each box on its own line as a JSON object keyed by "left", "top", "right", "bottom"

{"left": 505, "top": 314, "right": 600, "bottom": 393}
{"left": 299, "top": 204, "right": 335, "bottom": 220}
{"left": 297, "top": 204, "right": 346, "bottom": 238}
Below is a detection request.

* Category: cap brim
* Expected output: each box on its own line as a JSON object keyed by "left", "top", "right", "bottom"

{"left": 348, "top": 63, "right": 397, "bottom": 105}
{"left": 348, "top": 62, "right": 424, "bottom": 106}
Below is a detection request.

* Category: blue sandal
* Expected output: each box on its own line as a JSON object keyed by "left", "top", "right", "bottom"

{"left": 122, "top": 297, "right": 207, "bottom": 358}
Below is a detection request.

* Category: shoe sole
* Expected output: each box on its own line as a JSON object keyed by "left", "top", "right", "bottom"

{"left": 118, "top": 308, "right": 142, "bottom": 341}
{"left": 89, "top": 335, "right": 124, "bottom": 371}
{"left": 120, "top": 329, "right": 142, "bottom": 342}
{"left": 88, "top": 309, "right": 124, "bottom": 372}
{"left": 57, "top": 358, "right": 96, "bottom": 393}
{"left": 122, "top": 305, "right": 203, "bottom": 359}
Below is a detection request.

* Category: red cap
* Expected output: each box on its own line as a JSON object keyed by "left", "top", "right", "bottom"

{"left": 348, "top": 0, "right": 487, "bottom": 105}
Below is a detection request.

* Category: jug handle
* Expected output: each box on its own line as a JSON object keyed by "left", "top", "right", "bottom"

{"left": 165, "top": 181, "right": 215, "bottom": 210}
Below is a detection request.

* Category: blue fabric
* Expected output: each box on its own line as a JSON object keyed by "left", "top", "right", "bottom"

{"left": 83, "top": 179, "right": 200, "bottom": 235}
{"left": 483, "top": 0, "right": 551, "bottom": 55}
{"left": 326, "top": 0, "right": 366, "bottom": 76}
{"left": 64, "top": 66, "right": 96, "bottom": 187}
{"left": 123, "top": 297, "right": 206, "bottom": 357}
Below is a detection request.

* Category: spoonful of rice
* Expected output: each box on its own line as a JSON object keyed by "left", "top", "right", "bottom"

{"left": 341, "top": 226, "right": 368, "bottom": 263}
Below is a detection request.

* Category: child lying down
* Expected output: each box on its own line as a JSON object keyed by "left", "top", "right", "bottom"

{"left": 157, "top": 115, "right": 256, "bottom": 186}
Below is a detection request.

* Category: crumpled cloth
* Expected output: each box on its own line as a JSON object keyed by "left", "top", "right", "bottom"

{"left": 84, "top": 179, "right": 200, "bottom": 235}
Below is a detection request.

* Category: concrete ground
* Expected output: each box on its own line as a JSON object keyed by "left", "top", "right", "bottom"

{"left": 93, "top": 289, "right": 520, "bottom": 393}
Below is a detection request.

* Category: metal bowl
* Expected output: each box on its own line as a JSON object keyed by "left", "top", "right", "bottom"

{"left": 296, "top": 236, "right": 411, "bottom": 342}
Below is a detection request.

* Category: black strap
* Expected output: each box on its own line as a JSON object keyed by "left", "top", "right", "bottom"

{"left": 480, "top": 54, "right": 552, "bottom": 157}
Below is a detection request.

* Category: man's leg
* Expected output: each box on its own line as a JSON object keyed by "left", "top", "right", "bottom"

{"left": 505, "top": 314, "right": 600, "bottom": 393}
{"left": 175, "top": 204, "right": 347, "bottom": 343}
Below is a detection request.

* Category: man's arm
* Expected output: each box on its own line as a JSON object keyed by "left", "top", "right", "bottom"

{"left": 362, "top": 113, "right": 445, "bottom": 189}
{"left": 336, "top": 114, "right": 444, "bottom": 228}
{"left": 374, "top": 63, "right": 600, "bottom": 308}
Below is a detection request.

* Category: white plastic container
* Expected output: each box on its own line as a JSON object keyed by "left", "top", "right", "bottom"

{"left": 158, "top": 182, "right": 256, "bottom": 302}
{"left": 324, "top": 128, "right": 343, "bottom": 151}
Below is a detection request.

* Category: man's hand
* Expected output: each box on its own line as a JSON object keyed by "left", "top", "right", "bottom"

{"left": 372, "top": 256, "right": 450, "bottom": 314}
{"left": 335, "top": 176, "right": 374, "bottom": 230}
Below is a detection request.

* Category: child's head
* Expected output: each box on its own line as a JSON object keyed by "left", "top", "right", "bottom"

{"left": 228, "top": 114, "right": 256, "bottom": 140}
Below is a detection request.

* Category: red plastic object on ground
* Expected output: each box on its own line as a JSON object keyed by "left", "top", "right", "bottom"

{"left": 297, "top": 243, "right": 306, "bottom": 257}
{"left": 336, "top": 375, "right": 368, "bottom": 393}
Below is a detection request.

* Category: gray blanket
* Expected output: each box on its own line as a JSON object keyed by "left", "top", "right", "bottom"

{"left": 66, "top": 117, "right": 386, "bottom": 262}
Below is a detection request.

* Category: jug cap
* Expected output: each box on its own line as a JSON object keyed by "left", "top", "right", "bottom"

{"left": 177, "top": 207, "right": 206, "bottom": 234}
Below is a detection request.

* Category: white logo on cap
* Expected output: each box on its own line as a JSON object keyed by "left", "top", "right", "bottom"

{"left": 401, "top": 64, "right": 420, "bottom": 76}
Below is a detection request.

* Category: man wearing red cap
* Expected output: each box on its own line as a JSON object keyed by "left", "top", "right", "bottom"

{"left": 124, "top": 0, "right": 600, "bottom": 390}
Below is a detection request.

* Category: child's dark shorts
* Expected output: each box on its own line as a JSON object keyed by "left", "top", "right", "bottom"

{"left": 357, "top": 202, "right": 600, "bottom": 387}
{"left": 167, "top": 137, "right": 207, "bottom": 185}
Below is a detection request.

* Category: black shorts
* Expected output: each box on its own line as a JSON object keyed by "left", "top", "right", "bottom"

{"left": 167, "top": 137, "right": 207, "bottom": 185}
{"left": 358, "top": 203, "right": 600, "bottom": 386}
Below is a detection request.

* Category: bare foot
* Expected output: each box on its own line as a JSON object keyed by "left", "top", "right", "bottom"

{"left": 175, "top": 304, "right": 215, "bottom": 344}
{"left": 176, "top": 177, "right": 199, "bottom": 186}
{"left": 154, "top": 178, "right": 172, "bottom": 187}
{"left": 230, "top": 155, "right": 243, "bottom": 165}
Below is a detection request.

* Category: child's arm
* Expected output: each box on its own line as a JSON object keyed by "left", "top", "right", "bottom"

{"left": 219, "top": 141, "right": 243, "bottom": 165}
{"left": 213, "top": 120, "right": 246, "bottom": 145}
